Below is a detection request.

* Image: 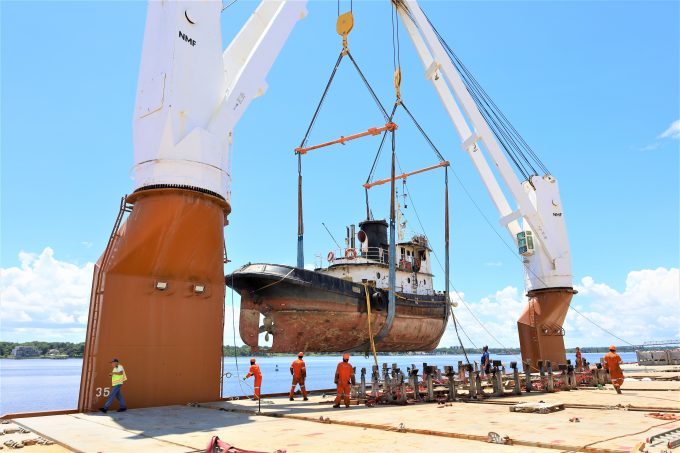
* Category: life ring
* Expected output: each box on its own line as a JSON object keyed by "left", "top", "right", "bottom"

{"left": 345, "top": 248, "right": 357, "bottom": 260}
{"left": 327, "top": 251, "right": 335, "bottom": 262}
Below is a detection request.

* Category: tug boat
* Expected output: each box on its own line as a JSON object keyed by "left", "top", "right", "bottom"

{"left": 226, "top": 219, "right": 449, "bottom": 353}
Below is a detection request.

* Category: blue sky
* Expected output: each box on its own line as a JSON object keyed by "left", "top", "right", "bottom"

{"left": 1, "top": 1, "right": 678, "bottom": 348}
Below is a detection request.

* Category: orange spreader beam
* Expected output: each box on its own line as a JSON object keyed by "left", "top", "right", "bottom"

{"left": 364, "top": 161, "right": 450, "bottom": 189}
{"left": 295, "top": 122, "right": 398, "bottom": 155}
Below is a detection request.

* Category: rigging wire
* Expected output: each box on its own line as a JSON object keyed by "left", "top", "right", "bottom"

{"left": 410, "top": 10, "right": 551, "bottom": 179}
{"left": 221, "top": 0, "right": 238, "bottom": 12}
{"left": 337, "top": 0, "right": 353, "bottom": 16}
{"left": 569, "top": 306, "right": 636, "bottom": 347}
{"left": 322, "top": 222, "right": 342, "bottom": 249}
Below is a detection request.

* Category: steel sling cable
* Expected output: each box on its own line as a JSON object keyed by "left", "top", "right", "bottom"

{"left": 346, "top": 52, "right": 390, "bottom": 122}
{"left": 298, "top": 53, "right": 344, "bottom": 150}
{"left": 423, "top": 12, "right": 548, "bottom": 177}
{"left": 365, "top": 104, "right": 399, "bottom": 218}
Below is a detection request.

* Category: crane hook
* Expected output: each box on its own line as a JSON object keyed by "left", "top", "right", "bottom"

{"left": 336, "top": 11, "right": 354, "bottom": 54}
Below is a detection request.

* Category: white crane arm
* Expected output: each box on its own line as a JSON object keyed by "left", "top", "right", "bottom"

{"left": 132, "top": 1, "right": 307, "bottom": 202}
{"left": 397, "top": 0, "right": 572, "bottom": 291}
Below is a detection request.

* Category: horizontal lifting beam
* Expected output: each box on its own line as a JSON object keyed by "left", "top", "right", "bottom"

{"left": 295, "top": 122, "right": 398, "bottom": 155}
{"left": 364, "top": 161, "right": 449, "bottom": 189}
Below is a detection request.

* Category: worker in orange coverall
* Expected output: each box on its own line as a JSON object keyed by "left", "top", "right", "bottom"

{"left": 243, "top": 358, "right": 262, "bottom": 400}
{"left": 575, "top": 347, "right": 583, "bottom": 371}
{"left": 289, "top": 352, "right": 308, "bottom": 401}
{"left": 603, "top": 345, "right": 624, "bottom": 394}
{"left": 333, "top": 353, "right": 356, "bottom": 408}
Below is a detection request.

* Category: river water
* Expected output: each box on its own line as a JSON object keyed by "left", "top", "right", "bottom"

{"left": 0, "top": 352, "right": 636, "bottom": 414}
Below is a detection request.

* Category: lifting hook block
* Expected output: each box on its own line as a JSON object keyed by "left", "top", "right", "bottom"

{"left": 336, "top": 11, "right": 354, "bottom": 51}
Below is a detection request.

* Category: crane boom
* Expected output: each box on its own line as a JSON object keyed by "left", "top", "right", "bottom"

{"left": 395, "top": 0, "right": 572, "bottom": 292}
{"left": 394, "top": 0, "right": 575, "bottom": 367}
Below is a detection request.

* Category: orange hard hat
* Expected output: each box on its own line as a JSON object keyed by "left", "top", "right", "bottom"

{"left": 342, "top": 353, "right": 350, "bottom": 360}
{"left": 298, "top": 352, "right": 304, "bottom": 357}
{"left": 609, "top": 345, "right": 616, "bottom": 351}
{"left": 250, "top": 358, "right": 256, "bottom": 363}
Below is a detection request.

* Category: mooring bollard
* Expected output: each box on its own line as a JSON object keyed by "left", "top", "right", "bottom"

{"left": 523, "top": 360, "right": 532, "bottom": 393}
{"left": 399, "top": 370, "right": 408, "bottom": 403}
{"left": 371, "top": 365, "right": 380, "bottom": 398}
{"left": 444, "top": 365, "right": 457, "bottom": 401}
{"left": 467, "top": 364, "right": 477, "bottom": 399}
{"left": 359, "top": 367, "right": 367, "bottom": 398}
{"left": 458, "top": 360, "right": 464, "bottom": 381}
{"left": 546, "top": 361, "right": 555, "bottom": 392}
{"left": 510, "top": 362, "right": 521, "bottom": 395}
{"left": 594, "top": 363, "right": 604, "bottom": 386}
{"left": 558, "top": 364, "right": 569, "bottom": 391}
{"left": 495, "top": 361, "right": 505, "bottom": 396}
{"left": 410, "top": 365, "right": 420, "bottom": 402}
{"left": 568, "top": 364, "right": 577, "bottom": 390}
{"left": 382, "top": 363, "right": 389, "bottom": 389}
{"left": 424, "top": 365, "right": 435, "bottom": 402}
{"left": 475, "top": 365, "right": 483, "bottom": 398}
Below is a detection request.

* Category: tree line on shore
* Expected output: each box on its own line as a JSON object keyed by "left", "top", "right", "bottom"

{"left": 1, "top": 341, "right": 641, "bottom": 358}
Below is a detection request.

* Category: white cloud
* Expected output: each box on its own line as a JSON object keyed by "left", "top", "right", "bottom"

{"left": 0, "top": 248, "right": 94, "bottom": 342}
{"left": 440, "top": 267, "right": 679, "bottom": 349}
{"left": 659, "top": 119, "right": 680, "bottom": 140}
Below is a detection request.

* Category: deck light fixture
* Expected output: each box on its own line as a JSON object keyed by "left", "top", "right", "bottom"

{"left": 193, "top": 284, "right": 205, "bottom": 294}
{"left": 155, "top": 281, "right": 168, "bottom": 291}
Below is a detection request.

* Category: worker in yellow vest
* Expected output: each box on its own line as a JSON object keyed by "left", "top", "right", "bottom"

{"left": 99, "top": 358, "right": 127, "bottom": 413}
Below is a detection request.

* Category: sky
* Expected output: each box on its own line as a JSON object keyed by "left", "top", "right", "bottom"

{"left": 1, "top": 0, "right": 678, "bottom": 349}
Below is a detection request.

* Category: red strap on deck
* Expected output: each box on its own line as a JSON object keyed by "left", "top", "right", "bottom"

{"left": 295, "top": 123, "right": 397, "bottom": 155}
{"left": 206, "top": 436, "right": 286, "bottom": 453}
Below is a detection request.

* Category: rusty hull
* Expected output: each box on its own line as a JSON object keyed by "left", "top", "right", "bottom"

{"left": 78, "top": 188, "right": 229, "bottom": 412}
{"left": 517, "top": 287, "right": 576, "bottom": 369}
{"left": 231, "top": 264, "right": 447, "bottom": 352}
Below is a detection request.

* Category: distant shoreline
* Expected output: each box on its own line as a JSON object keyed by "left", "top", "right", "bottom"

{"left": 0, "top": 340, "right": 655, "bottom": 359}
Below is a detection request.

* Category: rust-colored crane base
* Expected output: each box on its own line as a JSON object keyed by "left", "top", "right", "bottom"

{"left": 78, "top": 188, "right": 229, "bottom": 412}
{"left": 517, "top": 287, "right": 577, "bottom": 370}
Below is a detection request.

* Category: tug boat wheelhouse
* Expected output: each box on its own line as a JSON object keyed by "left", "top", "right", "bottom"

{"left": 227, "top": 219, "right": 448, "bottom": 353}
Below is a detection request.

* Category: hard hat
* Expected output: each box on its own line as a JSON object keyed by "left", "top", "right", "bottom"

{"left": 609, "top": 345, "right": 616, "bottom": 351}
{"left": 250, "top": 358, "right": 256, "bottom": 363}
{"left": 298, "top": 352, "right": 304, "bottom": 357}
{"left": 342, "top": 353, "right": 350, "bottom": 360}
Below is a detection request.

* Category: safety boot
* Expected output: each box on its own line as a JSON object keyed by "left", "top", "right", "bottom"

{"left": 289, "top": 397, "right": 294, "bottom": 401}
{"left": 332, "top": 404, "right": 340, "bottom": 408}
{"left": 615, "top": 387, "right": 622, "bottom": 394}
{"left": 303, "top": 397, "right": 308, "bottom": 401}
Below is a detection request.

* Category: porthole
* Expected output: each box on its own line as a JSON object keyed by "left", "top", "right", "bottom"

{"left": 407, "top": 278, "right": 411, "bottom": 283}
{"left": 376, "top": 272, "right": 381, "bottom": 279}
